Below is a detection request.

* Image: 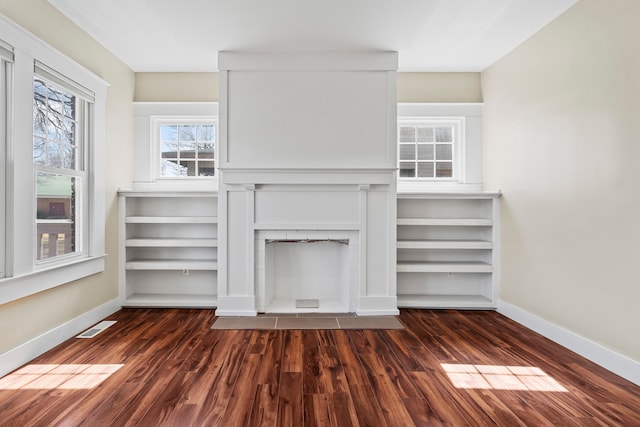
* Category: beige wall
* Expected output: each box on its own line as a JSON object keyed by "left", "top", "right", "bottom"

{"left": 0, "top": 1, "right": 134, "bottom": 353}
{"left": 134, "top": 71, "right": 482, "bottom": 103}
{"left": 135, "top": 72, "right": 218, "bottom": 102}
{"left": 483, "top": 0, "right": 640, "bottom": 361}
{"left": 398, "top": 72, "right": 482, "bottom": 103}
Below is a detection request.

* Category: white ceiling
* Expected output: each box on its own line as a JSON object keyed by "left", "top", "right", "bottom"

{"left": 49, "top": 0, "right": 577, "bottom": 72}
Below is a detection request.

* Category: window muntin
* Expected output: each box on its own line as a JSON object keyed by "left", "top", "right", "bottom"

{"left": 33, "top": 76, "right": 88, "bottom": 263}
{"left": 159, "top": 121, "right": 216, "bottom": 178}
{"left": 398, "top": 122, "right": 457, "bottom": 180}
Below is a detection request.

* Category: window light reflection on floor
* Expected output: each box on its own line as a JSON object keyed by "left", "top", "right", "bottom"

{"left": 0, "top": 364, "right": 124, "bottom": 390}
{"left": 441, "top": 364, "right": 568, "bottom": 392}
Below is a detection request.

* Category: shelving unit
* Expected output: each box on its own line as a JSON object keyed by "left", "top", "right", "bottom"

{"left": 396, "top": 192, "right": 501, "bottom": 309}
{"left": 118, "top": 189, "right": 218, "bottom": 308}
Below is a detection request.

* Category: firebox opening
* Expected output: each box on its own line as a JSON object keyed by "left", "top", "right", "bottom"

{"left": 264, "top": 239, "right": 350, "bottom": 313}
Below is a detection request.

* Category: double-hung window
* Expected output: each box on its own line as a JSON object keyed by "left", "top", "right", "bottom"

{"left": 1, "top": 13, "right": 106, "bottom": 305}
{"left": 33, "top": 63, "right": 92, "bottom": 262}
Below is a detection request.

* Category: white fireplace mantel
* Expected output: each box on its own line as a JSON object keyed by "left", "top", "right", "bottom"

{"left": 216, "top": 51, "right": 398, "bottom": 316}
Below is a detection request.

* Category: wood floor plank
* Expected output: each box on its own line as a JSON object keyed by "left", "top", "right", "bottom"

{"left": 277, "top": 372, "right": 304, "bottom": 426}
{"left": 1, "top": 308, "right": 640, "bottom": 426}
{"left": 193, "top": 341, "right": 253, "bottom": 425}
{"left": 282, "top": 330, "right": 303, "bottom": 373}
{"left": 317, "top": 344, "right": 360, "bottom": 427}
{"left": 248, "top": 383, "right": 279, "bottom": 427}
{"left": 302, "top": 330, "right": 325, "bottom": 395}
{"left": 348, "top": 330, "right": 417, "bottom": 426}
{"left": 348, "top": 384, "right": 389, "bottom": 427}
{"left": 303, "top": 393, "right": 331, "bottom": 427}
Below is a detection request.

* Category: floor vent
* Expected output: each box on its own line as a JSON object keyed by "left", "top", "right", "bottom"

{"left": 76, "top": 320, "right": 117, "bottom": 339}
{"left": 295, "top": 299, "right": 320, "bottom": 309}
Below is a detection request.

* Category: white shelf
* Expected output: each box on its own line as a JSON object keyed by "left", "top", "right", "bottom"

{"left": 126, "top": 216, "right": 217, "bottom": 224}
{"left": 397, "top": 261, "right": 493, "bottom": 273}
{"left": 122, "top": 293, "right": 217, "bottom": 308}
{"left": 397, "top": 240, "right": 493, "bottom": 250}
{"left": 119, "top": 190, "right": 218, "bottom": 309}
{"left": 397, "top": 218, "right": 492, "bottom": 226}
{"left": 397, "top": 294, "right": 494, "bottom": 309}
{"left": 125, "top": 259, "right": 218, "bottom": 270}
{"left": 396, "top": 193, "right": 501, "bottom": 309}
{"left": 125, "top": 238, "right": 218, "bottom": 247}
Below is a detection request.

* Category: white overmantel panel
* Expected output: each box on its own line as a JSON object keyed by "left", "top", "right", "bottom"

{"left": 218, "top": 51, "right": 397, "bottom": 171}
{"left": 217, "top": 51, "right": 398, "bottom": 316}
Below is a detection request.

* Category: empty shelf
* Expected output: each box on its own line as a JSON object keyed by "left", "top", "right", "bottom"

{"left": 397, "top": 261, "right": 493, "bottom": 273}
{"left": 397, "top": 240, "right": 493, "bottom": 250}
{"left": 125, "top": 238, "right": 218, "bottom": 247}
{"left": 125, "top": 259, "right": 218, "bottom": 270}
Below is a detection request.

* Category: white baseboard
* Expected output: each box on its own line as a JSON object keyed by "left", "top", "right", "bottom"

{"left": 498, "top": 300, "right": 640, "bottom": 387}
{"left": 0, "top": 298, "right": 121, "bottom": 378}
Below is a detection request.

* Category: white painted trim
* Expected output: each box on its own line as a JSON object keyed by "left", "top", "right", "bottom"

{"left": 0, "top": 297, "right": 120, "bottom": 378}
{"left": 0, "top": 256, "right": 105, "bottom": 305}
{"left": 498, "top": 300, "right": 640, "bottom": 387}
{"left": 0, "top": 12, "right": 107, "bottom": 302}
{"left": 215, "top": 296, "right": 258, "bottom": 317}
{"left": 357, "top": 296, "right": 400, "bottom": 316}
{"left": 218, "top": 51, "right": 398, "bottom": 71}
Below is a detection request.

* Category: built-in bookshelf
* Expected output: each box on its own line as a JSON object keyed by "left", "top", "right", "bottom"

{"left": 396, "top": 192, "right": 501, "bottom": 309}
{"left": 118, "top": 190, "right": 218, "bottom": 308}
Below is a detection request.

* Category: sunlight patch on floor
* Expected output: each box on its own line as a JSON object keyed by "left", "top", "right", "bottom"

{"left": 0, "top": 364, "right": 124, "bottom": 390}
{"left": 441, "top": 363, "right": 568, "bottom": 392}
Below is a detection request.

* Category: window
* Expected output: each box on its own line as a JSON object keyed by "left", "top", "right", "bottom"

{"left": 133, "top": 103, "right": 218, "bottom": 188}
{"left": 0, "top": 13, "right": 106, "bottom": 305}
{"left": 158, "top": 120, "right": 216, "bottom": 178}
{"left": 398, "top": 119, "right": 461, "bottom": 180}
{"left": 397, "top": 103, "right": 483, "bottom": 192}
{"left": 33, "top": 65, "right": 92, "bottom": 263}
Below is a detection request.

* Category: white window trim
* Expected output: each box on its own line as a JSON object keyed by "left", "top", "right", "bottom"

{"left": 0, "top": 45, "right": 11, "bottom": 277}
{"left": 133, "top": 102, "right": 219, "bottom": 191}
{"left": 151, "top": 115, "right": 218, "bottom": 182}
{"left": 0, "top": 13, "right": 107, "bottom": 304}
{"left": 397, "top": 103, "right": 483, "bottom": 193}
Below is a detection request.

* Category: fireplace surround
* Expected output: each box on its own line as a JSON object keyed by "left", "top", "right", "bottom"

{"left": 215, "top": 52, "right": 399, "bottom": 316}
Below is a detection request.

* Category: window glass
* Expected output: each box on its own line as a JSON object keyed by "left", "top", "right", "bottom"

{"left": 35, "top": 173, "right": 77, "bottom": 260}
{"left": 33, "top": 77, "right": 85, "bottom": 262}
{"left": 159, "top": 121, "right": 216, "bottom": 178}
{"left": 398, "top": 122, "right": 457, "bottom": 180}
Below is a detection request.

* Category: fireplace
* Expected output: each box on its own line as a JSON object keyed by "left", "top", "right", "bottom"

{"left": 215, "top": 51, "right": 399, "bottom": 316}
{"left": 258, "top": 234, "right": 355, "bottom": 313}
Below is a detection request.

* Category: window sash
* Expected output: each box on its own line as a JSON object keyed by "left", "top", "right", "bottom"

{"left": 33, "top": 74, "right": 90, "bottom": 264}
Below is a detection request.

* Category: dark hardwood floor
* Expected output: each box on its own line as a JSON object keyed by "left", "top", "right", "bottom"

{"left": 1, "top": 308, "right": 639, "bottom": 426}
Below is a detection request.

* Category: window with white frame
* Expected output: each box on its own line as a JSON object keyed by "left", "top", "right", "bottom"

{"left": 154, "top": 118, "right": 217, "bottom": 179}
{"left": 33, "top": 64, "right": 92, "bottom": 262}
{"left": 0, "top": 13, "right": 106, "bottom": 305}
{"left": 0, "top": 39, "right": 13, "bottom": 277}
{"left": 398, "top": 119, "right": 462, "bottom": 180}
